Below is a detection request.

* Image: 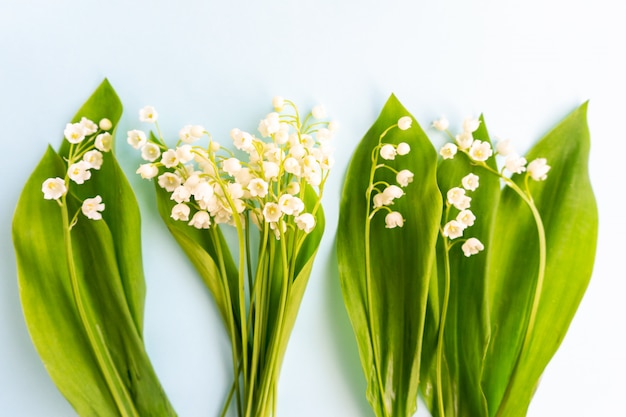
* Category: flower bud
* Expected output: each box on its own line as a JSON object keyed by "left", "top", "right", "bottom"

{"left": 99, "top": 118, "right": 112, "bottom": 131}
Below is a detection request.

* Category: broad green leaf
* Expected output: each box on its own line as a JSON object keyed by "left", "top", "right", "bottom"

{"left": 481, "top": 102, "right": 597, "bottom": 417}
{"left": 154, "top": 180, "right": 241, "bottom": 339}
{"left": 337, "top": 94, "right": 442, "bottom": 417}
{"left": 420, "top": 116, "right": 497, "bottom": 417}
{"left": 58, "top": 79, "right": 145, "bottom": 334}
{"left": 13, "top": 81, "right": 176, "bottom": 416}
{"left": 15, "top": 147, "right": 115, "bottom": 415}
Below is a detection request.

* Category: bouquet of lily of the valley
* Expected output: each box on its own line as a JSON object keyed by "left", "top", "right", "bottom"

{"left": 128, "top": 98, "right": 335, "bottom": 416}
{"left": 337, "top": 95, "right": 597, "bottom": 417}
{"left": 12, "top": 80, "right": 177, "bottom": 416}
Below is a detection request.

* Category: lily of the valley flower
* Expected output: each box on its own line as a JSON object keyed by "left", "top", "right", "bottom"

{"left": 136, "top": 163, "right": 159, "bottom": 179}
{"left": 189, "top": 210, "right": 211, "bottom": 229}
{"left": 64, "top": 122, "right": 86, "bottom": 144}
{"left": 456, "top": 209, "right": 476, "bottom": 227}
{"left": 42, "top": 178, "right": 67, "bottom": 200}
{"left": 98, "top": 118, "right": 112, "bottom": 131}
{"left": 398, "top": 116, "right": 412, "bottom": 131}
{"left": 171, "top": 203, "right": 190, "bottom": 221}
{"left": 396, "top": 142, "right": 411, "bottom": 155}
{"left": 505, "top": 154, "right": 527, "bottom": 174}
{"left": 396, "top": 169, "right": 414, "bottom": 187}
{"left": 462, "top": 117, "right": 481, "bottom": 133}
{"left": 127, "top": 130, "right": 147, "bottom": 149}
{"left": 443, "top": 220, "right": 464, "bottom": 239}
{"left": 160, "top": 149, "right": 179, "bottom": 168}
{"left": 380, "top": 144, "right": 397, "bottom": 160}
{"left": 455, "top": 132, "right": 474, "bottom": 150}
{"left": 263, "top": 202, "right": 282, "bottom": 223}
{"left": 527, "top": 158, "right": 551, "bottom": 181}
{"left": 385, "top": 211, "right": 404, "bottom": 228}
{"left": 68, "top": 161, "right": 92, "bottom": 185}
{"left": 95, "top": 132, "right": 112, "bottom": 152}
{"left": 81, "top": 196, "right": 105, "bottom": 220}
{"left": 447, "top": 187, "right": 468, "bottom": 207}
{"left": 461, "top": 237, "right": 484, "bottom": 257}
{"left": 83, "top": 150, "right": 103, "bottom": 170}
{"left": 179, "top": 125, "right": 205, "bottom": 144}
{"left": 461, "top": 173, "right": 480, "bottom": 191}
{"left": 432, "top": 117, "right": 449, "bottom": 131}
{"left": 248, "top": 178, "right": 269, "bottom": 198}
{"left": 496, "top": 138, "right": 514, "bottom": 156}
{"left": 141, "top": 143, "right": 161, "bottom": 162}
{"left": 272, "top": 96, "right": 285, "bottom": 112}
{"left": 440, "top": 143, "right": 458, "bottom": 160}
{"left": 468, "top": 140, "right": 493, "bottom": 162}
{"left": 139, "top": 105, "right": 158, "bottom": 123}
{"left": 295, "top": 213, "right": 315, "bottom": 233}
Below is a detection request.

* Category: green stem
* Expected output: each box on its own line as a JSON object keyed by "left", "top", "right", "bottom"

{"left": 217, "top": 180, "right": 249, "bottom": 412}
{"left": 245, "top": 225, "right": 270, "bottom": 417}
{"left": 474, "top": 161, "right": 547, "bottom": 416}
{"left": 220, "top": 379, "right": 237, "bottom": 417}
{"left": 435, "top": 236, "right": 452, "bottom": 417}
{"left": 494, "top": 179, "right": 546, "bottom": 417}
{"left": 256, "top": 223, "right": 291, "bottom": 416}
{"left": 245, "top": 214, "right": 254, "bottom": 293}
{"left": 60, "top": 198, "right": 140, "bottom": 417}
{"left": 211, "top": 227, "right": 243, "bottom": 417}
{"left": 364, "top": 215, "right": 391, "bottom": 417}
{"left": 220, "top": 360, "right": 244, "bottom": 417}
{"left": 364, "top": 142, "right": 392, "bottom": 416}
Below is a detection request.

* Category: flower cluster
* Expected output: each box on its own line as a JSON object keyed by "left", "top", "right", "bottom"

{"left": 441, "top": 173, "right": 484, "bottom": 257}
{"left": 435, "top": 116, "right": 551, "bottom": 181}
{"left": 42, "top": 117, "right": 113, "bottom": 222}
{"left": 433, "top": 115, "right": 552, "bottom": 257}
{"left": 130, "top": 99, "right": 334, "bottom": 239}
{"left": 367, "top": 116, "right": 414, "bottom": 229}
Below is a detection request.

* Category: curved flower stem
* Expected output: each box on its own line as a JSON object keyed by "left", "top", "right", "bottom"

{"left": 60, "top": 198, "right": 140, "bottom": 417}
{"left": 472, "top": 161, "right": 547, "bottom": 416}
{"left": 493, "top": 178, "right": 546, "bottom": 417}
{"left": 362, "top": 128, "right": 396, "bottom": 417}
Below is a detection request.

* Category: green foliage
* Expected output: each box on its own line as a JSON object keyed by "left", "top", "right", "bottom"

{"left": 13, "top": 80, "right": 176, "bottom": 417}
{"left": 141, "top": 101, "right": 330, "bottom": 417}
{"left": 339, "top": 99, "right": 597, "bottom": 417}
{"left": 421, "top": 116, "right": 498, "bottom": 417}
{"left": 337, "top": 94, "right": 442, "bottom": 417}
{"left": 482, "top": 103, "right": 597, "bottom": 417}
{"left": 421, "top": 103, "right": 597, "bottom": 417}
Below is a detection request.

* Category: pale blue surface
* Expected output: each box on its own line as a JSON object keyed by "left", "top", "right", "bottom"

{"left": 1, "top": 0, "right": 624, "bottom": 416}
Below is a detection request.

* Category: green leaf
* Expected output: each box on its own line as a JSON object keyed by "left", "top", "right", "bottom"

{"left": 481, "top": 102, "right": 598, "bottom": 417}
{"left": 13, "top": 81, "right": 176, "bottom": 416}
{"left": 337, "top": 94, "right": 442, "bottom": 417}
{"left": 153, "top": 179, "right": 242, "bottom": 338}
{"left": 420, "top": 116, "right": 497, "bottom": 417}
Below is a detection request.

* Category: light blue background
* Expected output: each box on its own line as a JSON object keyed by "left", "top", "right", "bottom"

{"left": 1, "top": 0, "right": 624, "bottom": 415}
